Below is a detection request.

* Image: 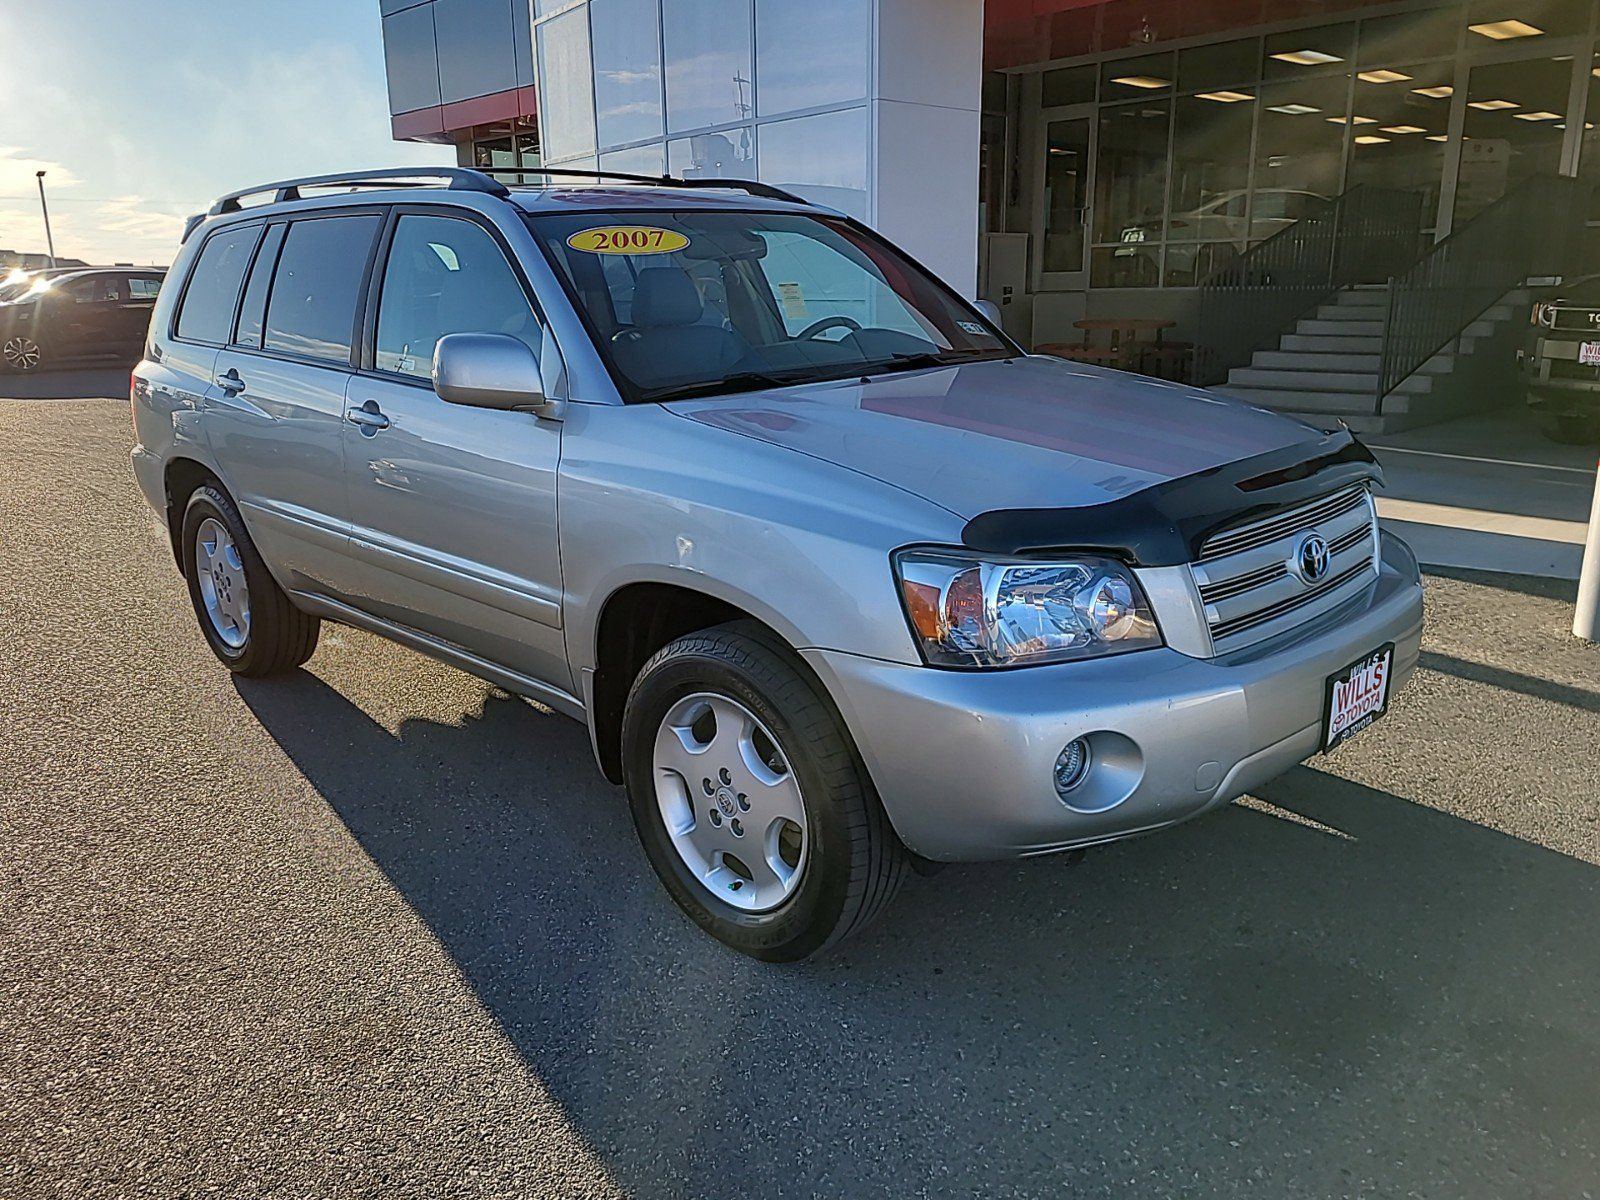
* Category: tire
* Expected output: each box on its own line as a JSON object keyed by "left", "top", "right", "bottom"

{"left": 179, "top": 484, "right": 319, "bottom": 676}
{"left": 1, "top": 334, "right": 42, "bottom": 373}
{"left": 1539, "top": 412, "right": 1600, "bottom": 446}
{"left": 621, "top": 621, "right": 909, "bottom": 961}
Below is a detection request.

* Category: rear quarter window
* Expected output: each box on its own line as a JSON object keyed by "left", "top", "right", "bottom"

{"left": 176, "top": 225, "right": 262, "bottom": 344}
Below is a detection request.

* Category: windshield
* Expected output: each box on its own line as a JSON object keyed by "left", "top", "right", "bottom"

{"left": 529, "top": 209, "right": 1013, "bottom": 402}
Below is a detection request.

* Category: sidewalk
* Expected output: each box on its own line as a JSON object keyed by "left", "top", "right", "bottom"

{"left": 1368, "top": 409, "right": 1597, "bottom": 580}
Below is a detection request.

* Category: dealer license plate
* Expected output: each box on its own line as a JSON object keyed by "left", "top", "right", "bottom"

{"left": 1321, "top": 643, "right": 1395, "bottom": 752}
{"left": 1578, "top": 342, "right": 1600, "bottom": 366}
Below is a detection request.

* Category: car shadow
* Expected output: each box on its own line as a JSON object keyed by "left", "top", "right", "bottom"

{"left": 0, "top": 365, "right": 132, "bottom": 400}
{"left": 234, "top": 670, "right": 1600, "bottom": 1197}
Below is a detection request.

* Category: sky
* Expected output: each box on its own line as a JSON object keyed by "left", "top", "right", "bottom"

{"left": 0, "top": 0, "right": 450, "bottom": 266}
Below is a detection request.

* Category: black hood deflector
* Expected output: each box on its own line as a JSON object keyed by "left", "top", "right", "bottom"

{"left": 959, "top": 429, "right": 1382, "bottom": 567}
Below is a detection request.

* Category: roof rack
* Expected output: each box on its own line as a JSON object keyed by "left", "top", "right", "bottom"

{"left": 207, "top": 167, "right": 509, "bottom": 216}
{"left": 474, "top": 165, "right": 812, "bottom": 207}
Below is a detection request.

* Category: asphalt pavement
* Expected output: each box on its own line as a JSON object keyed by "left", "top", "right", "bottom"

{"left": 3, "top": 393, "right": 1599, "bottom": 1198}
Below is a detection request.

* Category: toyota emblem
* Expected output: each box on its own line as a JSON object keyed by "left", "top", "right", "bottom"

{"left": 1293, "top": 532, "right": 1332, "bottom": 585}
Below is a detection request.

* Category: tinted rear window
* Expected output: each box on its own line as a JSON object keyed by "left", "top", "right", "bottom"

{"left": 264, "top": 215, "right": 380, "bottom": 364}
{"left": 176, "top": 226, "right": 260, "bottom": 343}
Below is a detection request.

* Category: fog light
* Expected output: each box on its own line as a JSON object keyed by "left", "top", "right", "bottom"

{"left": 1054, "top": 738, "right": 1092, "bottom": 796}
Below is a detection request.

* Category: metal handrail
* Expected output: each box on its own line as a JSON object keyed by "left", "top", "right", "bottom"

{"left": 1374, "top": 174, "right": 1591, "bottom": 412}
{"left": 1195, "top": 184, "right": 1425, "bottom": 386}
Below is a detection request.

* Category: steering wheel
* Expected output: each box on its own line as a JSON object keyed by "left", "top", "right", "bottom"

{"left": 797, "top": 315, "right": 862, "bottom": 341}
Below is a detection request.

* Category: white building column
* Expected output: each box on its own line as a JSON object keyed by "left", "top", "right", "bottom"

{"left": 869, "top": 0, "right": 984, "bottom": 297}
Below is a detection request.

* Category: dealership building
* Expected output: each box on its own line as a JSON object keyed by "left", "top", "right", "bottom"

{"left": 381, "top": 0, "right": 1600, "bottom": 426}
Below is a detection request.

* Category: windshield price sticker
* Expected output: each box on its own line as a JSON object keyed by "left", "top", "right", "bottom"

{"left": 567, "top": 226, "right": 689, "bottom": 255}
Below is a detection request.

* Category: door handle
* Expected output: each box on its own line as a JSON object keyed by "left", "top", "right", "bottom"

{"left": 216, "top": 369, "right": 245, "bottom": 394}
{"left": 346, "top": 401, "right": 391, "bottom": 432}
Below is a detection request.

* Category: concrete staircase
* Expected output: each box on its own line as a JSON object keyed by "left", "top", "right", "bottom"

{"left": 1213, "top": 285, "right": 1529, "bottom": 434}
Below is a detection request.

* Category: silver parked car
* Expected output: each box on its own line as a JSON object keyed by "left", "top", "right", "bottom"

{"left": 131, "top": 169, "right": 1423, "bottom": 960}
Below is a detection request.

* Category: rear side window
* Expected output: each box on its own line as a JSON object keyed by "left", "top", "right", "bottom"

{"left": 374, "top": 214, "right": 539, "bottom": 380}
{"left": 264, "top": 215, "right": 381, "bottom": 364}
{"left": 176, "top": 226, "right": 261, "bottom": 343}
{"left": 234, "top": 225, "right": 286, "bottom": 349}
{"left": 129, "top": 276, "right": 162, "bottom": 301}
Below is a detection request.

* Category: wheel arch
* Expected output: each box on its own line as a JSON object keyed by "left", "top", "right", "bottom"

{"left": 586, "top": 579, "right": 826, "bottom": 785}
{"left": 162, "top": 457, "right": 228, "bottom": 570}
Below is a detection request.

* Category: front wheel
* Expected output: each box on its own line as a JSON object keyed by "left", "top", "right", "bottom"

{"left": 621, "top": 623, "right": 908, "bottom": 961}
{"left": 2, "top": 334, "right": 41, "bottom": 373}
{"left": 180, "top": 484, "right": 320, "bottom": 675}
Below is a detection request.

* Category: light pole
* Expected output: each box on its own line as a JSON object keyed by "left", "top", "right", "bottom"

{"left": 35, "top": 170, "right": 56, "bottom": 268}
{"left": 1575, "top": 455, "right": 1600, "bottom": 642}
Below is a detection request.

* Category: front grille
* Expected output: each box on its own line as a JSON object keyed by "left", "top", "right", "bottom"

{"left": 1548, "top": 358, "right": 1600, "bottom": 382}
{"left": 1191, "top": 484, "right": 1380, "bottom": 654}
{"left": 1197, "top": 485, "right": 1368, "bottom": 562}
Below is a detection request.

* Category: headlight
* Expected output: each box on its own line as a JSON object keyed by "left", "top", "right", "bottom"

{"left": 894, "top": 550, "right": 1162, "bottom": 668}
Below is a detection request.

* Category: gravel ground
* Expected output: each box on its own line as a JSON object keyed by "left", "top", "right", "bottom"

{"left": 3, "top": 397, "right": 1598, "bottom": 1199}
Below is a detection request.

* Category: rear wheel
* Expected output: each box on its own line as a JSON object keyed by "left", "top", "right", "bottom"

{"left": 1, "top": 335, "right": 41, "bottom": 373}
{"left": 180, "top": 484, "right": 319, "bottom": 676}
{"left": 1539, "top": 412, "right": 1600, "bottom": 445}
{"left": 621, "top": 622, "right": 908, "bottom": 961}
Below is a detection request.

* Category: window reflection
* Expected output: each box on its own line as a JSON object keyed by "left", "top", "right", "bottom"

{"left": 1092, "top": 100, "right": 1169, "bottom": 286}
{"left": 592, "top": 0, "right": 664, "bottom": 150}
{"left": 669, "top": 131, "right": 755, "bottom": 180}
{"left": 1164, "top": 90, "right": 1254, "bottom": 285}
{"left": 1252, "top": 76, "right": 1347, "bottom": 239}
{"left": 758, "top": 108, "right": 868, "bottom": 219}
{"left": 538, "top": 8, "right": 597, "bottom": 161}
{"left": 664, "top": 0, "right": 754, "bottom": 134}
{"left": 756, "top": 0, "right": 869, "bottom": 117}
{"left": 1456, "top": 55, "right": 1573, "bottom": 224}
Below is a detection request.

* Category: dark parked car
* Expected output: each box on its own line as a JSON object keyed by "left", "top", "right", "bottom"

{"left": 0, "top": 267, "right": 165, "bottom": 373}
{"left": 1523, "top": 275, "right": 1600, "bottom": 444}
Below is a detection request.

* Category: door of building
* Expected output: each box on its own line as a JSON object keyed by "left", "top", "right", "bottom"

{"left": 1033, "top": 108, "right": 1094, "bottom": 293}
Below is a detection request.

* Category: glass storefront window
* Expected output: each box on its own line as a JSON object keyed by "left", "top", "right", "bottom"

{"left": 1164, "top": 91, "right": 1255, "bottom": 286}
{"left": 1579, "top": 53, "right": 1600, "bottom": 274}
{"left": 538, "top": 7, "right": 597, "bottom": 161}
{"left": 663, "top": 0, "right": 754, "bottom": 134}
{"left": 1264, "top": 24, "right": 1356, "bottom": 80}
{"left": 1455, "top": 54, "right": 1574, "bottom": 225}
{"left": 1092, "top": 100, "right": 1170, "bottom": 286}
{"left": 758, "top": 107, "right": 869, "bottom": 219}
{"left": 591, "top": 0, "right": 664, "bottom": 150}
{"left": 1177, "top": 38, "right": 1261, "bottom": 93}
{"left": 756, "top": 0, "right": 870, "bottom": 117}
{"left": 1042, "top": 65, "right": 1096, "bottom": 108}
{"left": 668, "top": 131, "right": 756, "bottom": 179}
{"left": 1465, "top": 0, "right": 1590, "bottom": 42}
{"left": 602, "top": 143, "right": 667, "bottom": 176}
{"left": 1252, "top": 75, "right": 1350, "bottom": 237}
{"left": 1100, "top": 52, "right": 1175, "bottom": 99}
{"left": 1356, "top": 8, "right": 1459, "bottom": 65}
{"left": 1346, "top": 60, "right": 1452, "bottom": 235}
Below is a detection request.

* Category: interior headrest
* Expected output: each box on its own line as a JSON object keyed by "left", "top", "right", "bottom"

{"left": 631, "top": 267, "right": 703, "bottom": 328}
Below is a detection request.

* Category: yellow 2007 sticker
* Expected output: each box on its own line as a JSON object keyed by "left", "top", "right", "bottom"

{"left": 567, "top": 226, "right": 689, "bottom": 255}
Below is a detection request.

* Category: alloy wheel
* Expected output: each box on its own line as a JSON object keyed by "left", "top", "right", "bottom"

{"left": 2, "top": 336, "right": 40, "bottom": 372}
{"left": 194, "top": 517, "right": 250, "bottom": 649}
{"left": 652, "top": 691, "right": 809, "bottom": 913}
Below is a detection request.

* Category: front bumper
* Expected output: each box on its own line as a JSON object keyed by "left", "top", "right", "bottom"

{"left": 804, "top": 531, "right": 1424, "bottom": 862}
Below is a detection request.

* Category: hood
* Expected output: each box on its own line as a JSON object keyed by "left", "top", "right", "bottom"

{"left": 668, "top": 356, "right": 1316, "bottom": 519}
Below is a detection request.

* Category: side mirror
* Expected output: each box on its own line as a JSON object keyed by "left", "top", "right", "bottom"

{"left": 432, "top": 332, "right": 563, "bottom": 419}
{"left": 973, "top": 299, "right": 1003, "bottom": 325}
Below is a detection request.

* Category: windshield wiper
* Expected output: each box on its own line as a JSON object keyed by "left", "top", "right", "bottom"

{"left": 864, "top": 349, "right": 998, "bottom": 377}
{"left": 642, "top": 370, "right": 819, "bottom": 405}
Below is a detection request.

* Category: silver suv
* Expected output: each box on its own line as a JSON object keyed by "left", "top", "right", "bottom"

{"left": 132, "top": 168, "right": 1424, "bottom": 960}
